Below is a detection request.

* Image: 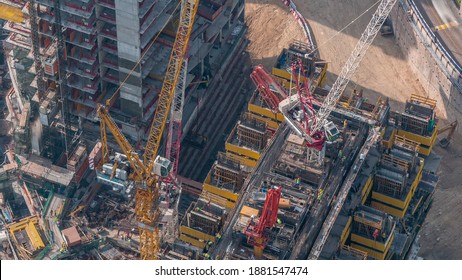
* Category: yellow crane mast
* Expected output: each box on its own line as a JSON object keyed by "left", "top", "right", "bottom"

{"left": 98, "top": 0, "right": 199, "bottom": 259}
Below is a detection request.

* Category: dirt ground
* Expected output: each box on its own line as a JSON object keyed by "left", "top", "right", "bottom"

{"left": 418, "top": 134, "right": 462, "bottom": 259}
{"left": 245, "top": 0, "right": 305, "bottom": 69}
{"left": 245, "top": 0, "right": 462, "bottom": 259}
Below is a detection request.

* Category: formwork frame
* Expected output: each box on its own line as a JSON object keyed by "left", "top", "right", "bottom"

{"left": 374, "top": 172, "right": 405, "bottom": 199}
{"left": 396, "top": 112, "right": 432, "bottom": 136}
{"left": 237, "top": 113, "right": 268, "bottom": 150}
{"left": 213, "top": 153, "right": 243, "bottom": 191}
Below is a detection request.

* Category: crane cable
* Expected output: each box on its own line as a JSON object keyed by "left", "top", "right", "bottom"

{"left": 106, "top": 1, "right": 182, "bottom": 107}
{"left": 301, "top": 0, "right": 383, "bottom": 57}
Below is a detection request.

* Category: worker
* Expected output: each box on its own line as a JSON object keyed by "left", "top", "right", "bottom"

{"left": 317, "top": 189, "right": 324, "bottom": 201}
{"left": 342, "top": 156, "right": 346, "bottom": 163}
{"left": 294, "top": 177, "right": 301, "bottom": 188}
{"left": 277, "top": 218, "right": 282, "bottom": 224}
{"left": 203, "top": 253, "right": 211, "bottom": 259}
{"left": 208, "top": 240, "right": 213, "bottom": 246}
{"left": 338, "top": 150, "right": 343, "bottom": 159}
{"left": 215, "top": 233, "right": 221, "bottom": 240}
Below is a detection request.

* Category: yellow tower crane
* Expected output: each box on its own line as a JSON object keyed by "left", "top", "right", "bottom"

{"left": 98, "top": 0, "right": 199, "bottom": 259}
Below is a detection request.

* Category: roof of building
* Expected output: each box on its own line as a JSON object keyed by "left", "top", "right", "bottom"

{"left": 18, "top": 154, "right": 74, "bottom": 186}
{"left": 62, "top": 226, "right": 81, "bottom": 247}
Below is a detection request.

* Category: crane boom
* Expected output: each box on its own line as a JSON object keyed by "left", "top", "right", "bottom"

{"left": 98, "top": 0, "right": 199, "bottom": 259}
{"left": 245, "top": 186, "right": 282, "bottom": 258}
{"left": 310, "top": 0, "right": 397, "bottom": 134}
{"left": 306, "top": 0, "right": 397, "bottom": 259}
{"left": 98, "top": 106, "right": 146, "bottom": 178}
{"left": 250, "top": 65, "right": 287, "bottom": 112}
{"left": 166, "top": 59, "right": 188, "bottom": 176}
{"left": 144, "top": 0, "right": 199, "bottom": 172}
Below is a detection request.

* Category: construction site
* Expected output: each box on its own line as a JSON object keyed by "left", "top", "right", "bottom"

{"left": 0, "top": 0, "right": 460, "bottom": 260}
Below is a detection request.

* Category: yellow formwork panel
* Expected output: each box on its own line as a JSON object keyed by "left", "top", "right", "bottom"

{"left": 271, "top": 67, "right": 292, "bottom": 81}
{"left": 180, "top": 226, "right": 216, "bottom": 243}
{"left": 351, "top": 243, "right": 388, "bottom": 260}
{"left": 361, "top": 177, "right": 373, "bottom": 204}
{"left": 203, "top": 183, "right": 239, "bottom": 202}
{"left": 371, "top": 162, "right": 423, "bottom": 215}
{"left": 201, "top": 191, "right": 236, "bottom": 209}
{"left": 318, "top": 63, "right": 328, "bottom": 87}
{"left": 8, "top": 216, "right": 45, "bottom": 251}
{"left": 351, "top": 233, "right": 394, "bottom": 254}
{"left": 179, "top": 234, "right": 206, "bottom": 249}
{"left": 381, "top": 128, "right": 396, "bottom": 149}
{"left": 225, "top": 143, "right": 261, "bottom": 161}
{"left": 24, "top": 221, "right": 45, "bottom": 250}
{"left": 250, "top": 114, "right": 280, "bottom": 130}
{"left": 225, "top": 152, "right": 258, "bottom": 168}
{"left": 396, "top": 124, "right": 438, "bottom": 155}
{"left": 241, "top": 206, "right": 259, "bottom": 217}
{"left": 371, "top": 191, "right": 406, "bottom": 214}
{"left": 274, "top": 76, "right": 293, "bottom": 90}
{"left": 248, "top": 103, "right": 284, "bottom": 122}
{"left": 371, "top": 201, "right": 405, "bottom": 218}
{"left": 0, "top": 4, "right": 24, "bottom": 23}
{"left": 416, "top": 145, "right": 432, "bottom": 156}
{"left": 340, "top": 217, "right": 352, "bottom": 246}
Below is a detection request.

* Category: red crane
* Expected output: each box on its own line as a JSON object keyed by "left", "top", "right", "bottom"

{"left": 290, "top": 60, "right": 325, "bottom": 150}
{"left": 251, "top": 62, "right": 325, "bottom": 150}
{"left": 250, "top": 65, "right": 287, "bottom": 113}
{"left": 244, "top": 186, "right": 282, "bottom": 259}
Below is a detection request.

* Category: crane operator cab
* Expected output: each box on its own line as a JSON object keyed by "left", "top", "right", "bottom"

{"left": 324, "top": 121, "right": 340, "bottom": 142}
{"left": 153, "top": 156, "right": 173, "bottom": 177}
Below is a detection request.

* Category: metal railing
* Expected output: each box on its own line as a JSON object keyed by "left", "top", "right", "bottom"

{"left": 280, "top": 0, "right": 315, "bottom": 49}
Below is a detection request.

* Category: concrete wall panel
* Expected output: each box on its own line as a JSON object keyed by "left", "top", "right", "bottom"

{"left": 391, "top": 1, "right": 462, "bottom": 126}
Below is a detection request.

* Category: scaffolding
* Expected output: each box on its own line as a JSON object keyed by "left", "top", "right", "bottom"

{"left": 29, "top": 1, "right": 46, "bottom": 99}
{"left": 211, "top": 153, "right": 244, "bottom": 193}
{"left": 236, "top": 113, "right": 268, "bottom": 151}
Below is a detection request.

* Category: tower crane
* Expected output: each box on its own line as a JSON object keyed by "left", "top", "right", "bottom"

{"left": 279, "top": 0, "right": 397, "bottom": 162}
{"left": 245, "top": 186, "right": 282, "bottom": 259}
{"left": 98, "top": 0, "right": 199, "bottom": 259}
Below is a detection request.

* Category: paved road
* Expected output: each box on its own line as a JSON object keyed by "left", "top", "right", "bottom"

{"left": 45, "top": 194, "right": 66, "bottom": 249}
{"left": 414, "top": 0, "right": 462, "bottom": 68}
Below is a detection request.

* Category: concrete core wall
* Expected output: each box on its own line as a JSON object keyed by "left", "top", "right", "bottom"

{"left": 391, "top": 1, "right": 462, "bottom": 127}
{"left": 115, "top": 0, "right": 143, "bottom": 114}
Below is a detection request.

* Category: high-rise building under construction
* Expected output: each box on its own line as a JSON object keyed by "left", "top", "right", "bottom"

{"left": 3, "top": 0, "right": 246, "bottom": 150}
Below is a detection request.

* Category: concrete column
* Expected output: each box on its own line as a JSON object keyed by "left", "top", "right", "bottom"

{"left": 115, "top": 0, "right": 143, "bottom": 117}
